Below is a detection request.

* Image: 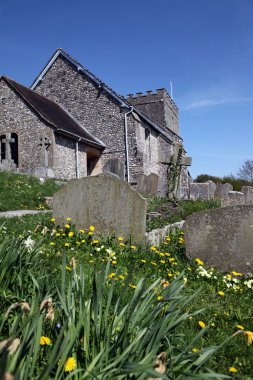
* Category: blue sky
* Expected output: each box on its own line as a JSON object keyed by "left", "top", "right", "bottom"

{"left": 0, "top": 0, "right": 252, "bottom": 179}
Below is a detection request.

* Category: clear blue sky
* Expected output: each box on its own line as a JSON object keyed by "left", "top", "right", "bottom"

{"left": 1, "top": 0, "right": 252, "bottom": 179}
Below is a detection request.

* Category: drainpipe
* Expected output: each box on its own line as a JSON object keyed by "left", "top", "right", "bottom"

{"left": 124, "top": 106, "right": 134, "bottom": 182}
{"left": 75, "top": 137, "right": 81, "bottom": 178}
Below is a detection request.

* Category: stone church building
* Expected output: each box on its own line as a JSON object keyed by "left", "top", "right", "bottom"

{"left": 0, "top": 48, "right": 191, "bottom": 196}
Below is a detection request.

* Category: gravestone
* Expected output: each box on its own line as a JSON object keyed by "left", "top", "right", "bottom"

{"left": 214, "top": 183, "right": 233, "bottom": 199}
{"left": 137, "top": 173, "right": 158, "bottom": 194}
{"left": 34, "top": 133, "right": 54, "bottom": 177}
{"left": 221, "top": 191, "right": 245, "bottom": 207}
{"left": 189, "top": 183, "right": 209, "bottom": 200}
{"left": 241, "top": 186, "right": 253, "bottom": 205}
{"left": 0, "top": 133, "right": 17, "bottom": 170}
{"left": 183, "top": 205, "right": 253, "bottom": 275}
{"left": 103, "top": 158, "right": 125, "bottom": 180}
{"left": 206, "top": 180, "right": 216, "bottom": 199}
{"left": 53, "top": 173, "right": 147, "bottom": 242}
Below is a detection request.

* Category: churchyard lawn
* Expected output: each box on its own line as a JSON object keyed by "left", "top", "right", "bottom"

{"left": 0, "top": 216, "right": 253, "bottom": 379}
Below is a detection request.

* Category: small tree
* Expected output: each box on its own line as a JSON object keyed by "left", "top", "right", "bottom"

{"left": 237, "top": 159, "right": 253, "bottom": 182}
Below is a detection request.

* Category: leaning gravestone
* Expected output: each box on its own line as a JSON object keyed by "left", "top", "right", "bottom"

{"left": 241, "top": 186, "right": 253, "bottom": 205}
{"left": 183, "top": 205, "right": 253, "bottom": 275}
{"left": 53, "top": 174, "right": 147, "bottom": 242}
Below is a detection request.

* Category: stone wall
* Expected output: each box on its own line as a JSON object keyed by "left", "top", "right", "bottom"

{"left": 0, "top": 79, "right": 93, "bottom": 180}
{"left": 0, "top": 80, "right": 53, "bottom": 175}
{"left": 127, "top": 89, "right": 179, "bottom": 135}
{"left": 33, "top": 54, "right": 178, "bottom": 196}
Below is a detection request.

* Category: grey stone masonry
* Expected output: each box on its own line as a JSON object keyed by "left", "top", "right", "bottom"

{"left": 127, "top": 89, "right": 179, "bottom": 135}
{"left": 184, "top": 205, "right": 253, "bottom": 275}
{"left": 33, "top": 52, "right": 186, "bottom": 196}
{"left": 52, "top": 174, "right": 147, "bottom": 243}
{"left": 241, "top": 186, "right": 253, "bottom": 205}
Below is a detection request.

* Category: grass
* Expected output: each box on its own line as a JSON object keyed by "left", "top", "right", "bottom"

{"left": 0, "top": 171, "right": 61, "bottom": 211}
{"left": 0, "top": 216, "right": 253, "bottom": 378}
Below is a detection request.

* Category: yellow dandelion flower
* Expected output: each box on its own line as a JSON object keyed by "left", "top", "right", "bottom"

{"left": 88, "top": 231, "right": 93, "bottom": 235}
{"left": 119, "top": 275, "right": 125, "bottom": 280}
{"left": 79, "top": 229, "right": 85, "bottom": 233}
{"left": 130, "top": 245, "right": 137, "bottom": 250}
{"left": 187, "top": 267, "right": 192, "bottom": 271}
{"left": 167, "top": 273, "right": 173, "bottom": 277}
{"left": 198, "top": 321, "right": 206, "bottom": 329}
{"left": 66, "top": 266, "right": 71, "bottom": 271}
{"left": 236, "top": 324, "right": 244, "bottom": 330}
{"left": 232, "top": 271, "right": 242, "bottom": 276}
{"left": 66, "top": 217, "right": 72, "bottom": 221}
{"left": 68, "top": 231, "right": 74, "bottom": 237}
{"left": 160, "top": 260, "right": 166, "bottom": 264}
{"left": 65, "top": 224, "right": 70, "bottom": 229}
{"left": 244, "top": 331, "right": 253, "bottom": 345}
{"left": 81, "top": 239, "right": 86, "bottom": 243}
{"left": 64, "top": 357, "right": 77, "bottom": 372}
{"left": 93, "top": 240, "right": 99, "bottom": 244}
{"left": 117, "top": 236, "right": 124, "bottom": 241}
{"left": 164, "top": 252, "right": 170, "bottom": 256}
{"left": 229, "top": 367, "right": 237, "bottom": 373}
{"left": 150, "top": 246, "right": 157, "bottom": 251}
{"left": 51, "top": 218, "right": 55, "bottom": 222}
{"left": 65, "top": 243, "right": 70, "bottom": 247}
{"left": 141, "top": 259, "right": 146, "bottom": 263}
{"left": 108, "top": 273, "right": 116, "bottom": 279}
{"left": 218, "top": 291, "right": 225, "bottom": 297}
{"left": 227, "top": 274, "right": 232, "bottom": 279}
{"left": 112, "top": 260, "right": 117, "bottom": 265}
{"left": 56, "top": 233, "right": 60, "bottom": 237}
{"left": 192, "top": 348, "right": 199, "bottom": 353}
{"left": 50, "top": 242, "right": 55, "bottom": 246}
{"left": 119, "top": 243, "right": 125, "bottom": 247}
{"left": 165, "top": 236, "right": 171, "bottom": 241}
{"left": 157, "top": 296, "right": 163, "bottom": 301}
{"left": 169, "top": 258, "right": 175, "bottom": 262}
{"left": 89, "top": 225, "right": 95, "bottom": 231}
{"left": 195, "top": 258, "right": 204, "bottom": 265}
{"left": 40, "top": 336, "right": 52, "bottom": 345}
{"left": 151, "top": 261, "right": 157, "bottom": 266}
{"left": 160, "top": 252, "right": 165, "bottom": 257}
{"left": 130, "top": 284, "right": 137, "bottom": 289}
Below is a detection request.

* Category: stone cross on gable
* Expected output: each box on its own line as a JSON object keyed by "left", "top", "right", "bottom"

{"left": 39, "top": 133, "right": 52, "bottom": 168}
{"left": 2, "top": 133, "right": 15, "bottom": 163}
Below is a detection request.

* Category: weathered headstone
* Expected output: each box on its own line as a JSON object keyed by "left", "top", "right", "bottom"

{"left": 241, "top": 186, "right": 253, "bottom": 205}
{"left": 183, "top": 205, "right": 253, "bottom": 275}
{"left": 103, "top": 158, "right": 125, "bottom": 180}
{"left": 221, "top": 191, "right": 245, "bottom": 207}
{"left": 53, "top": 173, "right": 147, "bottom": 242}
{"left": 137, "top": 173, "right": 158, "bottom": 194}
{"left": 206, "top": 180, "right": 216, "bottom": 199}
{"left": 214, "top": 182, "right": 233, "bottom": 199}
{"left": 189, "top": 183, "right": 209, "bottom": 200}
{"left": 0, "top": 133, "right": 17, "bottom": 170}
{"left": 34, "top": 133, "right": 54, "bottom": 177}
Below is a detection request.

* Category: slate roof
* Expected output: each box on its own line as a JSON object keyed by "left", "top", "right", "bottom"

{"left": 1, "top": 76, "right": 105, "bottom": 149}
{"left": 31, "top": 48, "right": 182, "bottom": 143}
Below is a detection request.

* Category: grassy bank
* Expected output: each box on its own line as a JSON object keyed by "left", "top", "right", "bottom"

{"left": 0, "top": 171, "right": 61, "bottom": 211}
{"left": 0, "top": 217, "right": 252, "bottom": 379}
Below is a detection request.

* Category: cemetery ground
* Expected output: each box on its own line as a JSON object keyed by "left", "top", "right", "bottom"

{"left": 0, "top": 173, "right": 253, "bottom": 378}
